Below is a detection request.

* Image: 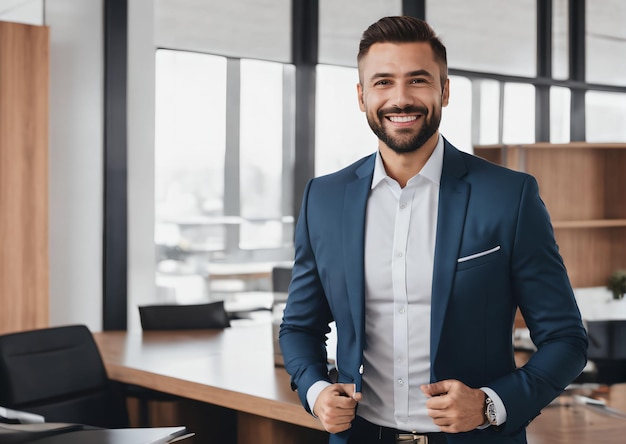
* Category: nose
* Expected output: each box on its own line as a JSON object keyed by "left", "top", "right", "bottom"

{"left": 391, "top": 84, "right": 414, "bottom": 109}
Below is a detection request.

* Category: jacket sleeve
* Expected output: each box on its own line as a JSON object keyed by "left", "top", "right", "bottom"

{"left": 491, "top": 175, "right": 588, "bottom": 433}
{"left": 279, "top": 179, "right": 334, "bottom": 412}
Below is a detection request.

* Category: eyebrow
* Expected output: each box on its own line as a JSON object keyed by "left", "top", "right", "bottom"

{"left": 369, "top": 69, "right": 435, "bottom": 82}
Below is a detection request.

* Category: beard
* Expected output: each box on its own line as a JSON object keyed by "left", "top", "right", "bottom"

{"left": 366, "top": 105, "right": 441, "bottom": 154}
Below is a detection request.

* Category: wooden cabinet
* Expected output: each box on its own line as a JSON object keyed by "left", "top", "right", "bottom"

{"left": 0, "top": 21, "right": 49, "bottom": 334}
{"left": 474, "top": 143, "right": 626, "bottom": 290}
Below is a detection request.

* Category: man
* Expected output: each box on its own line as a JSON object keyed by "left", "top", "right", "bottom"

{"left": 279, "top": 16, "right": 587, "bottom": 444}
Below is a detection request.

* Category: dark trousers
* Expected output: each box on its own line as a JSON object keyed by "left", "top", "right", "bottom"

{"left": 347, "top": 416, "right": 447, "bottom": 444}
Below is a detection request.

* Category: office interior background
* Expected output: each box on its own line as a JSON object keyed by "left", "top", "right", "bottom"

{"left": 1, "top": 0, "right": 625, "bottom": 332}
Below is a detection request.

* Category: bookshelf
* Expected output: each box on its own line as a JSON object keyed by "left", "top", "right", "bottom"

{"left": 474, "top": 143, "right": 626, "bottom": 290}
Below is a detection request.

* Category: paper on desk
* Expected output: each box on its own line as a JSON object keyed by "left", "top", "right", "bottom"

{"left": 0, "top": 406, "right": 45, "bottom": 424}
{"left": 574, "top": 395, "right": 626, "bottom": 419}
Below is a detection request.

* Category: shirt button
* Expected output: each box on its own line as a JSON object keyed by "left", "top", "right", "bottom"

{"left": 400, "top": 202, "right": 407, "bottom": 209}
{"left": 399, "top": 307, "right": 406, "bottom": 314}
{"left": 398, "top": 379, "right": 404, "bottom": 386}
{"left": 396, "top": 252, "right": 403, "bottom": 258}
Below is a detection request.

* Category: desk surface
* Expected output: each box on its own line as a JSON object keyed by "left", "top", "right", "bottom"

{"left": 526, "top": 385, "right": 626, "bottom": 443}
{"left": 93, "top": 322, "right": 323, "bottom": 432}
{"left": 95, "top": 325, "right": 626, "bottom": 443}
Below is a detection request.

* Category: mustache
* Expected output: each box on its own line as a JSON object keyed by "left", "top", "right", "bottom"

{"left": 378, "top": 105, "right": 428, "bottom": 118}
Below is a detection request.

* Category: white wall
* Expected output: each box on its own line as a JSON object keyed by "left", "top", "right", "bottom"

{"left": 43, "top": 0, "right": 156, "bottom": 332}
{"left": 46, "top": 0, "right": 105, "bottom": 331}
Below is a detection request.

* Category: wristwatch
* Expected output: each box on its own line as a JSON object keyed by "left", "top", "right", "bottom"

{"left": 485, "top": 396, "right": 498, "bottom": 426}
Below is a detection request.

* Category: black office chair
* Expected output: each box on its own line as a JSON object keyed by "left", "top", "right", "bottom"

{"left": 586, "top": 320, "right": 626, "bottom": 384}
{"left": 271, "top": 265, "right": 292, "bottom": 293}
{"left": 0, "top": 324, "right": 129, "bottom": 428}
{"left": 138, "top": 300, "right": 231, "bottom": 330}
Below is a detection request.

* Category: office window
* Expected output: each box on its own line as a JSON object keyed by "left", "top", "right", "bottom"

{"left": 477, "top": 80, "right": 501, "bottom": 146}
{"left": 427, "top": 0, "right": 536, "bottom": 77}
{"left": 315, "top": 64, "right": 377, "bottom": 176}
{"left": 154, "top": 50, "right": 227, "bottom": 300}
{"left": 586, "top": 91, "right": 626, "bottom": 142}
{"left": 550, "top": 87, "right": 571, "bottom": 143}
{"left": 440, "top": 75, "right": 472, "bottom": 153}
{"left": 552, "top": 0, "right": 569, "bottom": 81}
{"left": 240, "top": 59, "right": 290, "bottom": 248}
{"left": 587, "top": 0, "right": 626, "bottom": 86}
{"left": 503, "top": 83, "right": 535, "bottom": 144}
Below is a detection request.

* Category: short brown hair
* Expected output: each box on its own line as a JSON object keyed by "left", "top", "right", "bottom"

{"left": 357, "top": 16, "right": 448, "bottom": 87}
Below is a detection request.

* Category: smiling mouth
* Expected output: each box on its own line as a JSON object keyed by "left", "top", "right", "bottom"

{"left": 387, "top": 115, "right": 419, "bottom": 123}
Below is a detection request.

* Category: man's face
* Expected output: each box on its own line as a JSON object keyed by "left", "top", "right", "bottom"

{"left": 357, "top": 42, "right": 449, "bottom": 154}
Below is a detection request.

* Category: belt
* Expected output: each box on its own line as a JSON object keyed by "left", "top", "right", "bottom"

{"left": 350, "top": 416, "right": 447, "bottom": 444}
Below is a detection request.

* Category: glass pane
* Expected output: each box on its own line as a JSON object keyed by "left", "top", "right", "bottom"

{"left": 478, "top": 80, "right": 501, "bottom": 146}
{"left": 440, "top": 76, "right": 473, "bottom": 153}
{"left": 586, "top": 91, "right": 626, "bottom": 142}
{"left": 587, "top": 0, "right": 626, "bottom": 86}
{"left": 318, "top": 0, "right": 402, "bottom": 66}
{"left": 427, "top": 0, "right": 536, "bottom": 77}
{"left": 502, "top": 83, "right": 535, "bottom": 144}
{"left": 155, "top": 0, "right": 291, "bottom": 62}
{"left": 154, "top": 50, "right": 227, "bottom": 295}
{"left": 240, "top": 59, "right": 287, "bottom": 249}
{"left": 550, "top": 87, "right": 570, "bottom": 143}
{"left": 315, "top": 65, "right": 378, "bottom": 177}
{"left": 552, "top": 0, "right": 569, "bottom": 80}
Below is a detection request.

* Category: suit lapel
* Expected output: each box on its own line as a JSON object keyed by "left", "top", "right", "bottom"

{"left": 430, "top": 142, "right": 470, "bottom": 370}
{"left": 343, "top": 155, "right": 375, "bottom": 342}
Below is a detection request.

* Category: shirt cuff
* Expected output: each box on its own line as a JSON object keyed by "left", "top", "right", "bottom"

{"left": 306, "top": 380, "right": 332, "bottom": 417}
{"left": 479, "top": 387, "right": 507, "bottom": 428}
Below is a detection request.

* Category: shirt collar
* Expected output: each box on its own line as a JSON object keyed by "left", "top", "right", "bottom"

{"left": 371, "top": 134, "right": 445, "bottom": 190}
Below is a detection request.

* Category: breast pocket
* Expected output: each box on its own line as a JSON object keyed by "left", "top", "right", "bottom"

{"left": 456, "top": 245, "right": 502, "bottom": 271}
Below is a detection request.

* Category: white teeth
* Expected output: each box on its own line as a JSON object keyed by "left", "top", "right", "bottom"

{"left": 388, "top": 115, "right": 417, "bottom": 123}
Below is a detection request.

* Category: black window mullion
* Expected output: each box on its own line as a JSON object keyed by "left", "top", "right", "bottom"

{"left": 569, "top": 0, "right": 586, "bottom": 141}
{"left": 103, "top": 0, "right": 128, "bottom": 330}
{"left": 535, "top": 0, "right": 552, "bottom": 142}
{"left": 292, "top": 0, "right": 318, "bottom": 220}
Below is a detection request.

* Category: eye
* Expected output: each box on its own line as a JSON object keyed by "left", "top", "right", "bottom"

{"left": 410, "top": 78, "right": 427, "bottom": 84}
{"left": 374, "top": 79, "right": 391, "bottom": 86}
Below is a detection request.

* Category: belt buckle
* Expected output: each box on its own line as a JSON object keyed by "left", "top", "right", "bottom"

{"left": 396, "top": 432, "right": 428, "bottom": 444}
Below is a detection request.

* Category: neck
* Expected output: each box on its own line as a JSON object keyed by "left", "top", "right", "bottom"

{"left": 379, "top": 133, "right": 439, "bottom": 188}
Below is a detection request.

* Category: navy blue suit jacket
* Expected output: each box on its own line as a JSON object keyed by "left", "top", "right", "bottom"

{"left": 280, "top": 139, "right": 588, "bottom": 444}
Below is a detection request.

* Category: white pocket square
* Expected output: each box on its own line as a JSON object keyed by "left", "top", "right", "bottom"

{"left": 457, "top": 246, "right": 501, "bottom": 263}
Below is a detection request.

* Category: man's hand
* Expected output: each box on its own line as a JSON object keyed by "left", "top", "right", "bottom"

{"left": 313, "top": 383, "right": 362, "bottom": 434}
{"left": 420, "top": 379, "right": 485, "bottom": 433}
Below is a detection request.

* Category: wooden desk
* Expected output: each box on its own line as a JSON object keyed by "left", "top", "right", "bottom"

{"left": 526, "top": 385, "right": 626, "bottom": 443}
{"left": 95, "top": 325, "right": 626, "bottom": 444}
{"left": 93, "top": 322, "right": 328, "bottom": 444}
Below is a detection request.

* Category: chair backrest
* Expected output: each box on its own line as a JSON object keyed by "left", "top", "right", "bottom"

{"left": 0, "top": 325, "right": 128, "bottom": 428}
{"left": 271, "top": 265, "right": 293, "bottom": 293}
{"left": 139, "top": 300, "right": 230, "bottom": 330}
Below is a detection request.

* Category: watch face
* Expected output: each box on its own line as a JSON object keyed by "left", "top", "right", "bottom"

{"left": 486, "top": 397, "right": 497, "bottom": 425}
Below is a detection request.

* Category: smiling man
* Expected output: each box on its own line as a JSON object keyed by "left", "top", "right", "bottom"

{"left": 279, "top": 16, "right": 587, "bottom": 444}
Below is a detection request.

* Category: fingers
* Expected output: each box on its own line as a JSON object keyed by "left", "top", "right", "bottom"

{"left": 314, "top": 383, "right": 361, "bottom": 434}
{"left": 420, "top": 380, "right": 486, "bottom": 433}
{"left": 343, "top": 383, "right": 363, "bottom": 402}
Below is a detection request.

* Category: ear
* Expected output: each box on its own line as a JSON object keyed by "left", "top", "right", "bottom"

{"left": 357, "top": 82, "right": 366, "bottom": 112}
{"left": 441, "top": 78, "right": 450, "bottom": 107}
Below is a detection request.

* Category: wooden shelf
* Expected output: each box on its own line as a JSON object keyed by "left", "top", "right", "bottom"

{"left": 0, "top": 21, "right": 49, "bottom": 334}
{"left": 553, "top": 219, "right": 626, "bottom": 229}
{"left": 475, "top": 143, "right": 626, "bottom": 290}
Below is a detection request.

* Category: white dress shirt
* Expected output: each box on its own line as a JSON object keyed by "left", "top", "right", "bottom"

{"left": 307, "top": 135, "right": 506, "bottom": 430}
